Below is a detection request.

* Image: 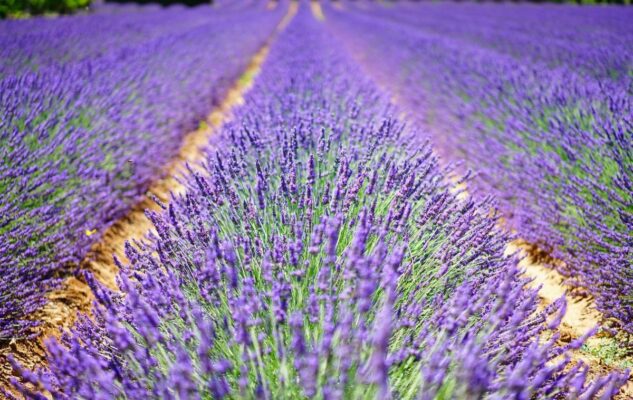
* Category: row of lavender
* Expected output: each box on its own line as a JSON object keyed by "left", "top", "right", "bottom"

{"left": 1, "top": 7, "right": 216, "bottom": 76}
{"left": 0, "top": 3, "right": 283, "bottom": 341}
{"left": 325, "top": 3, "right": 633, "bottom": 335}
{"left": 0, "top": 0, "right": 268, "bottom": 78}
{"left": 9, "top": 8, "right": 628, "bottom": 398}
{"left": 359, "top": 3, "right": 633, "bottom": 83}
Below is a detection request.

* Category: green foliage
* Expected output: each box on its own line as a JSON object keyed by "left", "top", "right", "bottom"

{"left": 0, "top": 0, "right": 90, "bottom": 18}
{"left": 582, "top": 337, "right": 633, "bottom": 370}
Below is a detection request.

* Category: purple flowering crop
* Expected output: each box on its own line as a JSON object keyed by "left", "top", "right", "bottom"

{"left": 325, "top": 2, "right": 633, "bottom": 336}
{"left": 0, "top": 3, "right": 282, "bottom": 340}
{"left": 8, "top": 6, "right": 629, "bottom": 399}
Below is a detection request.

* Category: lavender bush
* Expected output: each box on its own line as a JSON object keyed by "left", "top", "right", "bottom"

{"left": 0, "top": 3, "right": 282, "bottom": 340}
{"left": 325, "top": 3, "right": 633, "bottom": 336}
{"left": 9, "top": 8, "right": 628, "bottom": 399}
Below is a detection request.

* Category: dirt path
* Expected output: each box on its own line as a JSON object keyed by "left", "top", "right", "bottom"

{"left": 0, "top": 2, "right": 298, "bottom": 394}
{"left": 508, "top": 242, "right": 602, "bottom": 341}
{"left": 507, "top": 242, "right": 633, "bottom": 398}
{"left": 310, "top": 1, "right": 325, "bottom": 21}
{"left": 332, "top": 1, "right": 344, "bottom": 11}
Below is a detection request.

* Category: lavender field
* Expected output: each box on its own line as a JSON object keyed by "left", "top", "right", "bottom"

{"left": 1, "top": 0, "right": 632, "bottom": 398}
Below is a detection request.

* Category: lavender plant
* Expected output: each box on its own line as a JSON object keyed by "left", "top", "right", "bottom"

{"left": 0, "top": 3, "right": 282, "bottom": 340}
{"left": 325, "top": 3, "right": 633, "bottom": 336}
{"left": 9, "top": 8, "right": 628, "bottom": 399}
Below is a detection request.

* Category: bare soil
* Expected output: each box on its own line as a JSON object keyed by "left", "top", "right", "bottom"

{"left": 508, "top": 241, "right": 632, "bottom": 398}
{"left": 310, "top": 1, "right": 325, "bottom": 21}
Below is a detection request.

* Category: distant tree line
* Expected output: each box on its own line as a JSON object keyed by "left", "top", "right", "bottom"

{"left": 1, "top": 0, "right": 211, "bottom": 18}
{"left": 1, "top": 0, "right": 90, "bottom": 17}
{"left": 2, "top": 0, "right": 629, "bottom": 20}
